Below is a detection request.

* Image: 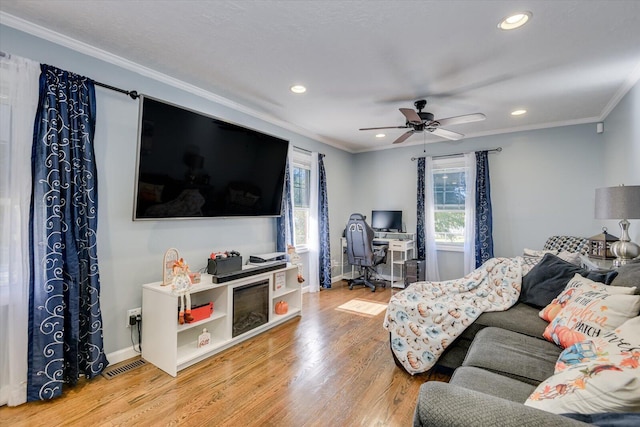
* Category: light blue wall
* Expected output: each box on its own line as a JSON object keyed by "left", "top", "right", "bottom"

{"left": 353, "top": 123, "right": 608, "bottom": 279}
{"left": 1, "top": 25, "right": 355, "bottom": 355}
{"left": 602, "top": 81, "right": 640, "bottom": 243}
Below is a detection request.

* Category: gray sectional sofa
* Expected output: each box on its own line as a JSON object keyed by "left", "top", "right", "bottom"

{"left": 410, "top": 247, "right": 640, "bottom": 426}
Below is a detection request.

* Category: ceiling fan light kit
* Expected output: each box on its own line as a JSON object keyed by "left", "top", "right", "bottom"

{"left": 359, "top": 99, "right": 486, "bottom": 145}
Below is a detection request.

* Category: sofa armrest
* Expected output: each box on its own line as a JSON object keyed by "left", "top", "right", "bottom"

{"left": 413, "top": 382, "right": 590, "bottom": 427}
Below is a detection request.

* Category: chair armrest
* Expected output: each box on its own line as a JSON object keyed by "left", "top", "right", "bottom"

{"left": 413, "top": 382, "right": 589, "bottom": 427}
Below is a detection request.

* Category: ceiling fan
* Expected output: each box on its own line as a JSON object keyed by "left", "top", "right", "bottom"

{"left": 359, "top": 99, "right": 486, "bottom": 144}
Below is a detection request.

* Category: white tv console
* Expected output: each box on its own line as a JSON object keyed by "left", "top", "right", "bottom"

{"left": 141, "top": 264, "right": 301, "bottom": 377}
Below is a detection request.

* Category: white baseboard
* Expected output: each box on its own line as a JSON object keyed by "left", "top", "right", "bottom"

{"left": 106, "top": 346, "right": 141, "bottom": 365}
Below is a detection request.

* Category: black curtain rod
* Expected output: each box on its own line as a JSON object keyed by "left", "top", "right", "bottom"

{"left": 93, "top": 80, "right": 139, "bottom": 100}
{"left": 293, "top": 145, "right": 318, "bottom": 155}
{"left": 1, "top": 51, "right": 138, "bottom": 99}
{"left": 411, "top": 147, "right": 502, "bottom": 161}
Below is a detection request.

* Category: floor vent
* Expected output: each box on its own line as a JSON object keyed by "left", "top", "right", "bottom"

{"left": 101, "top": 358, "right": 147, "bottom": 380}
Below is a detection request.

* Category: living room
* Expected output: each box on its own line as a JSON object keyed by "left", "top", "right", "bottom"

{"left": 1, "top": 1, "right": 639, "bottom": 424}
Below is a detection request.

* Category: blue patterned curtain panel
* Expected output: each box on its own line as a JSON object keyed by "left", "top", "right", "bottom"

{"left": 416, "top": 158, "right": 426, "bottom": 260}
{"left": 318, "top": 154, "right": 332, "bottom": 288}
{"left": 28, "top": 64, "right": 108, "bottom": 401}
{"left": 474, "top": 151, "right": 494, "bottom": 267}
{"left": 277, "top": 157, "right": 294, "bottom": 252}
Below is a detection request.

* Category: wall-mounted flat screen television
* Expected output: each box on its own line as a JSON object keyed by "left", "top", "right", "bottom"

{"left": 133, "top": 96, "right": 289, "bottom": 219}
{"left": 371, "top": 210, "right": 403, "bottom": 232}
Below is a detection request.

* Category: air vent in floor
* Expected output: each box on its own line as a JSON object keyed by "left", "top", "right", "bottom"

{"left": 101, "top": 358, "right": 147, "bottom": 380}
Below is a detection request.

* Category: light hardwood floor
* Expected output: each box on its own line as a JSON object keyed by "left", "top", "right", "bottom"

{"left": 1, "top": 281, "right": 449, "bottom": 427}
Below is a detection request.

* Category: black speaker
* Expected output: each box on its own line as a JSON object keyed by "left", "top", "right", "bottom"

{"left": 404, "top": 259, "right": 426, "bottom": 286}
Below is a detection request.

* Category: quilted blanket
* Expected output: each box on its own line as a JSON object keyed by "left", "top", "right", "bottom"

{"left": 383, "top": 257, "right": 529, "bottom": 374}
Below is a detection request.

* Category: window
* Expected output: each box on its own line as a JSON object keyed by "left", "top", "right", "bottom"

{"left": 432, "top": 158, "right": 467, "bottom": 249}
{"left": 292, "top": 151, "right": 311, "bottom": 247}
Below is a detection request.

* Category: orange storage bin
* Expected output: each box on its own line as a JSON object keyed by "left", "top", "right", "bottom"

{"left": 190, "top": 302, "right": 213, "bottom": 322}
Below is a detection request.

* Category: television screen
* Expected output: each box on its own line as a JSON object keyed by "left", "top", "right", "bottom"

{"left": 371, "top": 210, "right": 403, "bottom": 232}
{"left": 133, "top": 96, "right": 289, "bottom": 219}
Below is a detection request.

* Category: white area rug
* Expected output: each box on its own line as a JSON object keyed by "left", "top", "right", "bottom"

{"left": 336, "top": 298, "right": 388, "bottom": 317}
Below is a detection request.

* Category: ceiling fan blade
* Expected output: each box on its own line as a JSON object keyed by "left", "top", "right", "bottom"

{"left": 359, "top": 125, "right": 409, "bottom": 131}
{"left": 435, "top": 113, "right": 486, "bottom": 127}
{"left": 393, "top": 130, "right": 416, "bottom": 144}
{"left": 399, "top": 108, "right": 422, "bottom": 124}
{"left": 431, "top": 127, "right": 464, "bottom": 141}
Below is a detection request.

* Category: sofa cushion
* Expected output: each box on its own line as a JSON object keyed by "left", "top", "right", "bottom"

{"left": 462, "top": 327, "right": 561, "bottom": 385}
{"left": 526, "top": 316, "right": 640, "bottom": 415}
{"left": 472, "top": 302, "right": 549, "bottom": 338}
{"left": 610, "top": 263, "right": 640, "bottom": 294}
{"left": 437, "top": 303, "right": 548, "bottom": 370}
{"left": 450, "top": 366, "right": 536, "bottom": 403}
{"left": 520, "top": 254, "right": 618, "bottom": 308}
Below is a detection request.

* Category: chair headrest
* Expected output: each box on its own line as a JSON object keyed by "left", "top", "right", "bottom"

{"left": 348, "top": 213, "right": 365, "bottom": 222}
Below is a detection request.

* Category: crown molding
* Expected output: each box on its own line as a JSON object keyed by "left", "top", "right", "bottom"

{"left": 599, "top": 60, "right": 640, "bottom": 121}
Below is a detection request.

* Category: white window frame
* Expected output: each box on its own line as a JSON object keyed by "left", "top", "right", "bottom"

{"left": 291, "top": 149, "right": 312, "bottom": 252}
{"left": 432, "top": 157, "right": 467, "bottom": 252}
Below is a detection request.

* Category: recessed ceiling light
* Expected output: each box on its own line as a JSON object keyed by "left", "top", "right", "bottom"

{"left": 511, "top": 109, "right": 527, "bottom": 116}
{"left": 290, "top": 85, "right": 307, "bottom": 94}
{"left": 375, "top": 133, "right": 386, "bottom": 138}
{"left": 498, "top": 11, "right": 532, "bottom": 30}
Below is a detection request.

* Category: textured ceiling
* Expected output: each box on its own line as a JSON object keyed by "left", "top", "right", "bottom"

{"left": 2, "top": 0, "right": 640, "bottom": 152}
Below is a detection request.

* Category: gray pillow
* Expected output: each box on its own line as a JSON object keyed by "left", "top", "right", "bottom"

{"left": 609, "top": 263, "right": 640, "bottom": 294}
{"left": 519, "top": 253, "right": 618, "bottom": 308}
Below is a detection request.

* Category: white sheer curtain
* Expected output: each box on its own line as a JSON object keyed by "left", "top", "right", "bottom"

{"left": 0, "top": 53, "right": 40, "bottom": 406}
{"left": 307, "top": 152, "right": 320, "bottom": 292}
{"left": 463, "top": 152, "right": 477, "bottom": 275}
{"left": 424, "top": 157, "right": 440, "bottom": 281}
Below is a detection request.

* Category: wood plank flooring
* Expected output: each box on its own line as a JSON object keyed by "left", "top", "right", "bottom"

{"left": 0, "top": 281, "right": 449, "bottom": 427}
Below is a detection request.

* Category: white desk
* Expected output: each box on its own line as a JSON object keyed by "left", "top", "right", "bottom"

{"left": 341, "top": 234, "right": 415, "bottom": 288}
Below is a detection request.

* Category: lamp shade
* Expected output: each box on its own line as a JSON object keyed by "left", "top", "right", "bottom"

{"left": 595, "top": 185, "right": 640, "bottom": 219}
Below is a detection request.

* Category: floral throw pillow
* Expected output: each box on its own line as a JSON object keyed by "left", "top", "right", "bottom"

{"left": 525, "top": 316, "right": 640, "bottom": 414}
{"left": 541, "top": 277, "right": 640, "bottom": 348}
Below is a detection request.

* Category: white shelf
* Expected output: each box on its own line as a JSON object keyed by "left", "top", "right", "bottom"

{"left": 176, "top": 310, "right": 226, "bottom": 333}
{"left": 142, "top": 264, "right": 301, "bottom": 376}
{"left": 273, "top": 287, "right": 298, "bottom": 298}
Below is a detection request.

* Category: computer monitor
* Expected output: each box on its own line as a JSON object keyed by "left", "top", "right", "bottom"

{"left": 371, "top": 210, "right": 403, "bottom": 232}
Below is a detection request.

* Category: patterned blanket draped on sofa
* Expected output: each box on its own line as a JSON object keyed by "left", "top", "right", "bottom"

{"left": 383, "top": 257, "right": 534, "bottom": 374}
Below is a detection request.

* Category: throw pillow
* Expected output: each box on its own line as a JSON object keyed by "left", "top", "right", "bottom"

{"left": 526, "top": 316, "right": 640, "bottom": 415}
{"left": 523, "top": 248, "right": 582, "bottom": 266}
{"left": 541, "top": 277, "right": 640, "bottom": 348}
{"left": 520, "top": 254, "right": 618, "bottom": 309}
{"left": 523, "top": 248, "right": 559, "bottom": 257}
{"left": 539, "top": 274, "right": 637, "bottom": 323}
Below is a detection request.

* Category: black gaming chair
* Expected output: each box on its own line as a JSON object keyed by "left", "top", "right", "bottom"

{"left": 344, "top": 213, "right": 387, "bottom": 292}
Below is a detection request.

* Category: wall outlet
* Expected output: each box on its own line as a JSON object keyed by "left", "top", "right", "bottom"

{"left": 127, "top": 307, "right": 141, "bottom": 327}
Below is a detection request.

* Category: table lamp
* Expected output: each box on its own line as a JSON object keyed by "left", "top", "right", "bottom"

{"left": 595, "top": 185, "right": 640, "bottom": 267}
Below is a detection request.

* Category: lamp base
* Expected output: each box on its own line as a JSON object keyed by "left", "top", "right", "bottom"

{"left": 610, "top": 222, "right": 640, "bottom": 267}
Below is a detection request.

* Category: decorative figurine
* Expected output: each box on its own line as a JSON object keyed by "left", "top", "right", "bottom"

{"left": 198, "top": 328, "right": 211, "bottom": 348}
{"left": 171, "top": 257, "right": 194, "bottom": 324}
